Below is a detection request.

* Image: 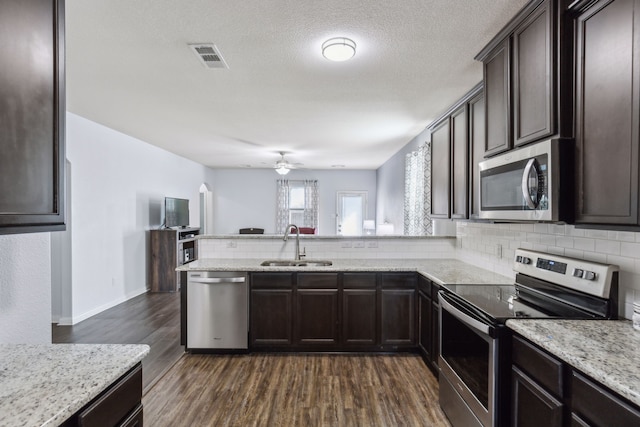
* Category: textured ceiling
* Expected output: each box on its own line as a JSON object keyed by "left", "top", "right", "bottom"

{"left": 65, "top": 0, "right": 529, "bottom": 170}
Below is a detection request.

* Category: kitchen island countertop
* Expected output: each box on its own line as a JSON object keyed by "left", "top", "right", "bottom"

{"left": 506, "top": 319, "right": 640, "bottom": 408}
{"left": 0, "top": 343, "right": 149, "bottom": 427}
{"left": 177, "top": 258, "right": 514, "bottom": 286}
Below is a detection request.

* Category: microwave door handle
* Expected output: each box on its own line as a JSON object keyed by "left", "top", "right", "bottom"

{"left": 439, "top": 293, "right": 491, "bottom": 335}
{"left": 521, "top": 158, "right": 538, "bottom": 209}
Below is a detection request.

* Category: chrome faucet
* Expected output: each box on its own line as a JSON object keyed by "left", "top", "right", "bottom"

{"left": 283, "top": 224, "right": 305, "bottom": 260}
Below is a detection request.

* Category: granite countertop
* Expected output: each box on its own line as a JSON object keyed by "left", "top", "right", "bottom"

{"left": 177, "top": 258, "right": 514, "bottom": 286}
{"left": 0, "top": 343, "right": 150, "bottom": 427}
{"left": 506, "top": 319, "right": 640, "bottom": 407}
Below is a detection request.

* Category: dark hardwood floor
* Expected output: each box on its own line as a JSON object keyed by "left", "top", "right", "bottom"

{"left": 53, "top": 291, "right": 450, "bottom": 426}
{"left": 52, "top": 291, "right": 184, "bottom": 394}
{"left": 143, "top": 353, "right": 451, "bottom": 427}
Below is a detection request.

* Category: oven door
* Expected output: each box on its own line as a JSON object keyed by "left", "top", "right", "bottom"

{"left": 438, "top": 291, "right": 498, "bottom": 427}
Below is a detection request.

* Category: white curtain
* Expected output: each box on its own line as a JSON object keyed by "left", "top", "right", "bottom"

{"left": 276, "top": 179, "right": 291, "bottom": 233}
{"left": 404, "top": 143, "right": 432, "bottom": 235}
{"left": 276, "top": 179, "right": 319, "bottom": 233}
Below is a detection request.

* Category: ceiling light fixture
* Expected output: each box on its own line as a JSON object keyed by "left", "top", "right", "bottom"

{"left": 275, "top": 165, "right": 290, "bottom": 175}
{"left": 274, "top": 152, "right": 291, "bottom": 175}
{"left": 322, "top": 37, "right": 356, "bottom": 62}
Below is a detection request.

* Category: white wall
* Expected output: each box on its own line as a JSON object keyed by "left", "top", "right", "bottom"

{"left": 0, "top": 233, "right": 52, "bottom": 343}
{"left": 61, "top": 113, "right": 216, "bottom": 324}
{"left": 376, "top": 128, "right": 429, "bottom": 234}
{"left": 210, "top": 168, "right": 377, "bottom": 235}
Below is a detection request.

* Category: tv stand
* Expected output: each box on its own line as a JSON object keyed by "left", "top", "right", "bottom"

{"left": 149, "top": 227, "right": 199, "bottom": 292}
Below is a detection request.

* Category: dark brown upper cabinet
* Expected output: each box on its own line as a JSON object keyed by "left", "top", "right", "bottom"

{"left": 0, "top": 0, "right": 66, "bottom": 234}
{"left": 430, "top": 118, "right": 451, "bottom": 219}
{"left": 572, "top": 0, "right": 640, "bottom": 227}
{"left": 513, "top": 1, "right": 554, "bottom": 146}
{"left": 468, "top": 92, "right": 486, "bottom": 219}
{"left": 429, "top": 84, "right": 482, "bottom": 220}
{"left": 483, "top": 39, "right": 512, "bottom": 157}
{"left": 476, "top": 0, "right": 572, "bottom": 157}
{"left": 451, "top": 105, "right": 469, "bottom": 219}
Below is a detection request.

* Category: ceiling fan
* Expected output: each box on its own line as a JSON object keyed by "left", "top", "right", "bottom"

{"left": 274, "top": 152, "right": 300, "bottom": 175}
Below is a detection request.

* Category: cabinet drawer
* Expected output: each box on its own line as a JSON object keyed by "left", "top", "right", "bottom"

{"left": 571, "top": 371, "right": 640, "bottom": 427}
{"left": 512, "top": 335, "right": 563, "bottom": 398}
{"left": 343, "top": 272, "right": 376, "bottom": 288}
{"left": 297, "top": 273, "right": 338, "bottom": 288}
{"left": 77, "top": 363, "right": 142, "bottom": 427}
{"left": 251, "top": 273, "right": 293, "bottom": 289}
{"left": 381, "top": 273, "right": 417, "bottom": 289}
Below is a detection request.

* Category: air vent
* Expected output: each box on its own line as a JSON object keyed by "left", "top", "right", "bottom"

{"left": 188, "top": 43, "right": 229, "bottom": 69}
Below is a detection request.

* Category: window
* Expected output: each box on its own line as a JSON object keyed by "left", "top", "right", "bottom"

{"left": 276, "top": 180, "right": 319, "bottom": 233}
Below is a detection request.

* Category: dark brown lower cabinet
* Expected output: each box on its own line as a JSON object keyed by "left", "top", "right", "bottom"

{"left": 250, "top": 289, "right": 293, "bottom": 347}
{"left": 295, "top": 289, "right": 339, "bottom": 346}
{"left": 249, "top": 272, "right": 417, "bottom": 351}
{"left": 512, "top": 366, "right": 563, "bottom": 427}
{"left": 61, "top": 363, "right": 143, "bottom": 427}
{"left": 571, "top": 370, "right": 640, "bottom": 427}
{"left": 343, "top": 289, "right": 377, "bottom": 345}
{"left": 417, "top": 289, "right": 432, "bottom": 359}
{"left": 250, "top": 272, "right": 294, "bottom": 348}
{"left": 381, "top": 289, "right": 415, "bottom": 347}
{"left": 512, "top": 334, "right": 640, "bottom": 427}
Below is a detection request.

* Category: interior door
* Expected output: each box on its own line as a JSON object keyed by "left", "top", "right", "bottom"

{"left": 336, "top": 191, "right": 367, "bottom": 236}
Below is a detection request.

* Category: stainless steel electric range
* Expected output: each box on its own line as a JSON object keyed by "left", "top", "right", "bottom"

{"left": 438, "top": 249, "right": 619, "bottom": 427}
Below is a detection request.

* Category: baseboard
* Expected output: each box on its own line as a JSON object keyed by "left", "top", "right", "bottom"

{"left": 60, "top": 287, "right": 149, "bottom": 325}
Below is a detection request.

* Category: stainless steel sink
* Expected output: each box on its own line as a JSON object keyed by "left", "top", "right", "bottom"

{"left": 260, "top": 260, "right": 333, "bottom": 267}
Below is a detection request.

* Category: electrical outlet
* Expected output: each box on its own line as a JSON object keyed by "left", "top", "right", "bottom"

{"left": 341, "top": 241, "right": 352, "bottom": 248}
{"left": 496, "top": 244, "right": 502, "bottom": 259}
{"left": 226, "top": 241, "right": 237, "bottom": 248}
{"left": 353, "top": 241, "right": 365, "bottom": 248}
{"left": 366, "top": 241, "right": 378, "bottom": 248}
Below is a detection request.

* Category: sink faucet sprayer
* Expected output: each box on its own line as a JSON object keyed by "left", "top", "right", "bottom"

{"left": 284, "top": 224, "right": 305, "bottom": 260}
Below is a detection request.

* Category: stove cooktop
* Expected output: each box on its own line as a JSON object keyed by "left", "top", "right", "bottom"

{"left": 440, "top": 284, "right": 558, "bottom": 323}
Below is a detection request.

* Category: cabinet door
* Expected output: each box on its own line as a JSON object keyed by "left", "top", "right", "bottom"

{"left": 574, "top": 0, "right": 640, "bottom": 225}
{"left": 513, "top": 0, "right": 554, "bottom": 146}
{"left": 484, "top": 38, "right": 512, "bottom": 157}
{"left": 571, "top": 370, "right": 640, "bottom": 427}
{"left": 381, "top": 289, "right": 415, "bottom": 346}
{"left": 0, "top": 0, "right": 65, "bottom": 234}
{"left": 431, "top": 288, "right": 440, "bottom": 370}
{"left": 468, "top": 92, "right": 485, "bottom": 219}
{"left": 430, "top": 118, "right": 451, "bottom": 219}
{"left": 451, "top": 105, "right": 469, "bottom": 219}
{"left": 512, "top": 366, "right": 564, "bottom": 427}
{"left": 250, "top": 289, "right": 293, "bottom": 346}
{"left": 295, "top": 289, "right": 339, "bottom": 346}
{"left": 418, "top": 290, "right": 432, "bottom": 360}
{"left": 343, "top": 289, "right": 377, "bottom": 346}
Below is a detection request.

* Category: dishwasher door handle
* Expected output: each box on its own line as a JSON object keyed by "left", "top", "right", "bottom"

{"left": 189, "top": 277, "right": 246, "bottom": 284}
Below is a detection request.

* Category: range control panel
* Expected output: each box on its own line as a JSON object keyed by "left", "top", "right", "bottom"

{"left": 514, "top": 249, "right": 619, "bottom": 298}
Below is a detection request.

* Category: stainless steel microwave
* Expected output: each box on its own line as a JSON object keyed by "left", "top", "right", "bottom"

{"left": 479, "top": 139, "right": 573, "bottom": 222}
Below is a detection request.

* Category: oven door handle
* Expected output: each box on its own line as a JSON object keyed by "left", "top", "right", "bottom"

{"left": 440, "top": 293, "right": 491, "bottom": 335}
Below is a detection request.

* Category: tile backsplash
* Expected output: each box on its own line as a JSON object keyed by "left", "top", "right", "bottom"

{"left": 456, "top": 222, "right": 640, "bottom": 319}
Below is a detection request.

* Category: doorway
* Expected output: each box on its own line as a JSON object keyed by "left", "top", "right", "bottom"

{"left": 336, "top": 191, "right": 368, "bottom": 236}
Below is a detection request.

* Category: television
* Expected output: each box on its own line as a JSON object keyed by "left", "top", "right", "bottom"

{"left": 165, "top": 197, "right": 189, "bottom": 228}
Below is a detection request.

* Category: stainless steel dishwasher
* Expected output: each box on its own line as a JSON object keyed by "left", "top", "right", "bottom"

{"left": 186, "top": 271, "right": 248, "bottom": 350}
